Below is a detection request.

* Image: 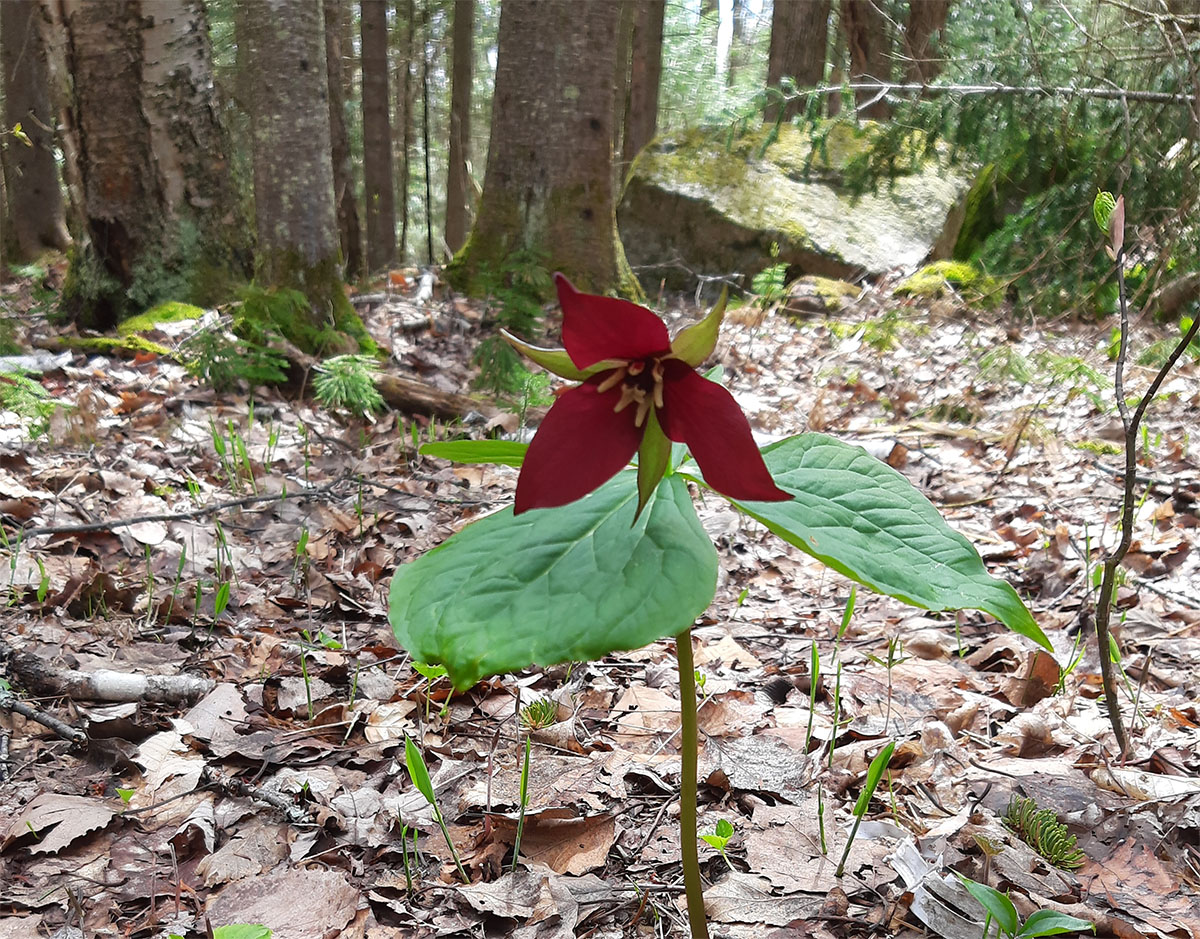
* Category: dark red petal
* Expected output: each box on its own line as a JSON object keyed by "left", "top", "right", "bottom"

{"left": 555, "top": 273, "right": 670, "bottom": 369}
{"left": 514, "top": 378, "right": 643, "bottom": 514}
{"left": 657, "top": 364, "right": 791, "bottom": 503}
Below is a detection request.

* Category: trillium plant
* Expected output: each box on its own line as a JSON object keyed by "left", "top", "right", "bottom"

{"left": 390, "top": 275, "right": 1052, "bottom": 939}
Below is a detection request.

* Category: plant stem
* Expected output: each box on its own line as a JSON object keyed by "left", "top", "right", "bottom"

{"left": 675, "top": 628, "right": 710, "bottom": 939}
{"left": 1097, "top": 244, "right": 1200, "bottom": 757}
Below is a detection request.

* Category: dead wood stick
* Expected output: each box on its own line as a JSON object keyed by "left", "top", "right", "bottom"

{"left": 202, "top": 766, "right": 308, "bottom": 824}
{"left": 9, "top": 477, "right": 346, "bottom": 538}
{"left": 0, "top": 689, "right": 87, "bottom": 744}
{"left": 10, "top": 652, "right": 214, "bottom": 704}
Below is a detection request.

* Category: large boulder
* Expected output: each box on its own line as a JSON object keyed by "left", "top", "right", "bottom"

{"left": 618, "top": 122, "right": 972, "bottom": 291}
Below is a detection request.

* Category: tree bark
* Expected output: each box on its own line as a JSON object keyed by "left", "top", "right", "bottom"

{"left": 765, "top": 0, "right": 831, "bottom": 123}
{"left": 447, "top": 0, "right": 638, "bottom": 297}
{"left": 325, "top": 0, "right": 363, "bottom": 279}
{"left": 237, "top": 0, "right": 349, "bottom": 326}
{"left": 55, "top": 0, "right": 249, "bottom": 328}
{"left": 621, "top": 0, "right": 665, "bottom": 167}
{"left": 361, "top": 0, "right": 396, "bottom": 272}
{"left": 612, "top": 0, "right": 635, "bottom": 172}
{"left": 394, "top": 0, "right": 414, "bottom": 261}
{"left": 1, "top": 0, "right": 70, "bottom": 260}
{"left": 139, "top": 0, "right": 251, "bottom": 302}
{"left": 842, "top": 0, "right": 892, "bottom": 120}
{"left": 445, "top": 0, "right": 474, "bottom": 254}
{"left": 902, "top": 0, "right": 951, "bottom": 85}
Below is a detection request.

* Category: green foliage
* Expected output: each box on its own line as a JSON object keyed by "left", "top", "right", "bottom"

{"left": 0, "top": 371, "right": 66, "bottom": 440}
{"left": 750, "top": 243, "right": 788, "bottom": 313}
{"left": 117, "top": 301, "right": 205, "bottom": 336}
{"left": 314, "top": 354, "right": 385, "bottom": 417}
{"left": 977, "top": 345, "right": 1033, "bottom": 385}
{"left": 958, "top": 875, "right": 1094, "bottom": 939}
{"left": 1004, "top": 795, "right": 1087, "bottom": 871}
{"left": 828, "top": 309, "right": 923, "bottom": 354}
{"left": 471, "top": 249, "right": 556, "bottom": 401}
{"left": 520, "top": 698, "right": 558, "bottom": 729}
{"left": 181, "top": 319, "right": 289, "bottom": 393}
{"left": 700, "top": 818, "right": 736, "bottom": 870}
{"left": 896, "top": 261, "right": 1001, "bottom": 305}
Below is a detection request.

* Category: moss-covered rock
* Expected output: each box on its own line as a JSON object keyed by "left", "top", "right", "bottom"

{"left": 894, "top": 260, "right": 1001, "bottom": 303}
{"left": 117, "top": 301, "right": 206, "bottom": 336}
{"left": 618, "top": 121, "right": 971, "bottom": 292}
{"left": 780, "top": 275, "right": 861, "bottom": 318}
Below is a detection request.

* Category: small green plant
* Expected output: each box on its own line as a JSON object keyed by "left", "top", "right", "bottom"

{"left": 804, "top": 640, "right": 820, "bottom": 751}
{"left": 511, "top": 735, "right": 532, "bottom": 872}
{"left": 412, "top": 661, "right": 448, "bottom": 722}
{"left": 182, "top": 320, "right": 290, "bottom": 392}
{"left": 520, "top": 697, "right": 558, "bottom": 729}
{"left": 865, "top": 635, "right": 911, "bottom": 733}
{"left": 472, "top": 249, "right": 554, "bottom": 398}
{"left": 172, "top": 925, "right": 273, "bottom": 939}
{"left": 116, "top": 787, "right": 135, "bottom": 805}
{"left": 0, "top": 371, "right": 65, "bottom": 440}
{"left": 700, "top": 818, "right": 736, "bottom": 870}
{"left": 750, "top": 243, "right": 788, "bottom": 315}
{"left": 314, "top": 354, "right": 385, "bottom": 417}
{"left": 399, "top": 822, "right": 420, "bottom": 893}
{"left": 958, "top": 874, "right": 1094, "bottom": 939}
{"left": 1003, "top": 795, "right": 1086, "bottom": 871}
{"left": 404, "top": 735, "right": 469, "bottom": 883}
{"left": 835, "top": 740, "right": 894, "bottom": 877}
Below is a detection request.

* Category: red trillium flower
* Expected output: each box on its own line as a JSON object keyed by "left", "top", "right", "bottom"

{"left": 506, "top": 274, "right": 791, "bottom": 516}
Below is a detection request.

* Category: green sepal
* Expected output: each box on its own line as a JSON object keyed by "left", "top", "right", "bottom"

{"left": 635, "top": 408, "right": 671, "bottom": 522}
{"left": 671, "top": 289, "right": 727, "bottom": 367}
{"left": 501, "top": 330, "right": 625, "bottom": 381}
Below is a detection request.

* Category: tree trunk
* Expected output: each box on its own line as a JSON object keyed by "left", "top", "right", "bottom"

{"left": 842, "top": 0, "right": 891, "bottom": 120}
{"left": 621, "top": 1, "right": 665, "bottom": 168}
{"left": 237, "top": 0, "right": 349, "bottom": 328}
{"left": 612, "top": 0, "right": 635, "bottom": 172}
{"left": 447, "top": 0, "right": 638, "bottom": 297}
{"left": 361, "top": 0, "right": 396, "bottom": 272}
{"left": 445, "top": 0, "right": 473, "bottom": 255}
{"left": 765, "top": 0, "right": 830, "bottom": 123}
{"left": 395, "top": 0, "right": 414, "bottom": 261}
{"left": 1, "top": 0, "right": 70, "bottom": 260}
{"left": 325, "top": 0, "right": 363, "bottom": 279}
{"left": 139, "top": 0, "right": 251, "bottom": 302}
{"left": 902, "top": 0, "right": 951, "bottom": 86}
{"left": 55, "top": 0, "right": 249, "bottom": 328}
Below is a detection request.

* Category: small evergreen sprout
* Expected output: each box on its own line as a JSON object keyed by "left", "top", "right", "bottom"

{"left": 314, "top": 354, "right": 385, "bottom": 417}
{"left": 1004, "top": 795, "right": 1086, "bottom": 871}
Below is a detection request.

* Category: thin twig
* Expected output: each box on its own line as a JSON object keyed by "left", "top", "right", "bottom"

{"left": 792, "top": 80, "right": 1197, "bottom": 107}
{"left": 0, "top": 690, "right": 87, "bottom": 744}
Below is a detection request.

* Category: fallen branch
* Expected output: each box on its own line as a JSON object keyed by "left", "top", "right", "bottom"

{"left": 9, "top": 652, "right": 214, "bottom": 705}
{"left": 797, "top": 80, "right": 1197, "bottom": 107}
{"left": 202, "top": 766, "right": 308, "bottom": 825}
{"left": 7, "top": 477, "right": 345, "bottom": 538}
{"left": 0, "top": 689, "right": 87, "bottom": 744}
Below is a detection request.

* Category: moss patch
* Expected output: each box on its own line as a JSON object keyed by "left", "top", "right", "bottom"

{"left": 57, "top": 335, "right": 174, "bottom": 358}
{"left": 895, "top": 261, "right": 1001, "bottom": 303}
{"left": 117, "top": 301, "right": 206, "bottom": 336}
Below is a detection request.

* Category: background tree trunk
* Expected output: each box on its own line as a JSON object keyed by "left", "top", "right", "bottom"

{"left": 325, "top": 0, "right": 363, "bottom": 279}
{"left": 621, "top": 0, "right": 665, "bottom": 168}
{"left": 361, "top": 0, "right": 396, "bottom": 272}
{"left": 612, "top": 0, "right": 635, "bottom": 173}
{"left": 765, "top": 0, "right": 830, "bottom": 123}
{"left": 2, "top": 0, "right": 70, "bottom": 260}
{"left": 902, "top": 0, "right": 951, "bottom": 86}
{"left": 237, "top": 0, "right": 348, "bottom": 326}
{"left": 447, "top": 0, "right": 638, "bottom": 297}
{"left": 842, "top": 0, "right": 892, "bottom": 120}
{"left": 394, "top": 0, "right": 414, "bottom": 262}
{"left": 139, "top": 0, "right": 251, "bottom": 302}
{"left": 445, "top": 0, "right": 473, "bottom": 255}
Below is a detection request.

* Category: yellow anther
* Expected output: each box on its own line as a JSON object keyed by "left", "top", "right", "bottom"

{"left": 596, "top": 366, "right": 627, "bottom": 394}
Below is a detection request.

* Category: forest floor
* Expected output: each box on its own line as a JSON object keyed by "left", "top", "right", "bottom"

{"left": 1, "top": 264, "right": 1198, "bottom": 939}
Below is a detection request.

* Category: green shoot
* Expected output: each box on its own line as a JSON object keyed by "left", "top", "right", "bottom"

{"left": 835, "top": 740, "right": 894, "bottom": 877}
{"left": 511, "top": 736, "right": 532, "bottom": 872}
{"left": 700, "top": 818, "right": 736, "bottom": 871}
{"left": 804, "top": 639, "right": 819, "bottom": 752}
{"left": 404, "top": 735, "right": 469, "bottom": 883}
{"left": 958, "top": 874, "right": 1094, "bottom": 939}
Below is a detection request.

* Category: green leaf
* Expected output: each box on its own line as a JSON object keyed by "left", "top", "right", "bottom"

{"left": 420, "top": 439, "right": 529, "bottom": 467}
{"left": 723, "top": 434, "right": 1052, "bottom": 652}
{"left": 389, "top": 472, "right": 718, "bottom": 689}
{"left": 700, "top": 834, "right": 729, "bottom": 849}
{"left": 502, "top": 330, "right": 625, "bottom": 382}
{"left": 671, "top": 289, "right": 727, "bottom": 367}
{"left": 212, "top": 926, "right": 272, "bottom": 939}
{"left": 853, "top": 741, "right": 895, "bottom": 816}
{"left": 404, "top": 735, "right": 436, "bottom": 806}
{"left": 715, "top": 818, "right": 734, "bottom": 838}
{"left": 1016, "top": 910, "right": 1096, "bottom": 938}
{"left": 1092, "top": 190, "right": 1116, "bottom": 233}
{"left": 958, "top": 876, "right": 1019, "bottom": 938}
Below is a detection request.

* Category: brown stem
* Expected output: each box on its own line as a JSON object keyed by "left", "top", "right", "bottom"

{"left": 1096, "top": 246, "right": 1200, "bottom": 758}
{"left": 675, "top": 629, "right": 710, "bottom": 939}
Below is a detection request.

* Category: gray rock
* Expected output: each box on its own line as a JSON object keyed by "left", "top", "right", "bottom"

{"left": 618, "top": 122, "right": 971, "bottom": 291}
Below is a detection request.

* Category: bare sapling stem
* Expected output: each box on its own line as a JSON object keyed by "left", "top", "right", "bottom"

{"left": 1095, "top": 196, "right": 1200, "bottom": 757}
{"left": 675, "top": 629, "right": 711, "bottom": 939}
